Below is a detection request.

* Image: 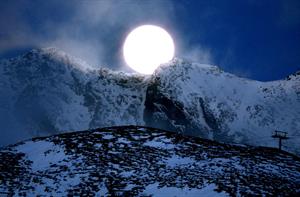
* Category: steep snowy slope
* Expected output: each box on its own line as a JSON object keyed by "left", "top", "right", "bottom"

{"left": 0, "top": 48, "right": 299, "bottom": 155}
{"left": 0, "top": 48, "right": 147, "bottom": 146}
{"left": 0, "top": 126, "right": 299, "bottom": 196}
{"left": 145, "top": 59, "right": 300, "bottom": 154}
{"left": 0, "top": 48, "right": 92, "bottom": 145}
{"left": 86, "top": 69, "right": 147, "bottom": 128}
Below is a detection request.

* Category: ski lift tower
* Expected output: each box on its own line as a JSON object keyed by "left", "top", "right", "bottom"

{"left": 272, "top": 130, "right": 289, "bottom": 151}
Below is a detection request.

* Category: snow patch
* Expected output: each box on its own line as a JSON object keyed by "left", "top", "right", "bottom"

{"left": 142, "top": 183, "right": 229, "bottom": 197}
{"left": 144, "top": 140, "right": 175, "bottom": 149}
{"left": 102, "top": 134, "right": 115, "bottom": 140}
{"left": 165, "top": 154, "right": 196, "bottom": 167}
{"left": 15, "top": 140, "right": 67, "bottom": 172}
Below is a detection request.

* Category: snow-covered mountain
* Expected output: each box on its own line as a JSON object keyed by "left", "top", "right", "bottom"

{"left": 0, "top": 126, "right": 299, "bottom": 196}
{"left": 0, "top": 48, "right": 148, "bottom": 146}
{"left": 0, "top": 48, "right": 299, "bottom": 154}
{"left": 145, "top": 59, "right": 300, "bottom": 154}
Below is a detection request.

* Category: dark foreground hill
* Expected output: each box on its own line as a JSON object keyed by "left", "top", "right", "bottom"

{"left": 0, "top": 126, "right": 299, "bottom": 196}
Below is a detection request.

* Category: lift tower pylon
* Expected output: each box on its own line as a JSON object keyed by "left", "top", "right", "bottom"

{"left": 272, "top": 130, "right": 289, "bottom": 151}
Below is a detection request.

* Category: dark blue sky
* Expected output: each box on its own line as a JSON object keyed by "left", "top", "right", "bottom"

{"left": 0, "top": 0, "right": 299, "bottom": 81}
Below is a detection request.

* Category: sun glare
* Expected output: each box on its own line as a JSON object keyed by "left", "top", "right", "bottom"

{"left": 123, "top": 25, "right": 175, "bottom": 74}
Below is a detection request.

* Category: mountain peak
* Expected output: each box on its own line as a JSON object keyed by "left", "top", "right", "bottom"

{"left": 156, "top": 58, "right": 219, "bottom": 74}
{"left": 18, "top": 47, "right": 94, "bottom": 72}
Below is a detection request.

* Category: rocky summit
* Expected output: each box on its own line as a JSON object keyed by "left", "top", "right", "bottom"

{"left": 0, "top": 126, "right": 299, "bottom": 196}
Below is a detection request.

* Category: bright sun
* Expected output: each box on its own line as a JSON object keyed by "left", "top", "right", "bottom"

{"left": 123, "top": 25, "right": 175, "bottom": 74}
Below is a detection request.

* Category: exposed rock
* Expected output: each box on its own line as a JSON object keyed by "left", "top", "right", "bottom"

{"left": 0, "top": 126, "right": 299, "bottom": 196}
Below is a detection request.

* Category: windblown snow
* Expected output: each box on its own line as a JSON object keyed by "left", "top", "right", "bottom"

{"left": 0, "top": 48, "right": 299, "bottom": 155}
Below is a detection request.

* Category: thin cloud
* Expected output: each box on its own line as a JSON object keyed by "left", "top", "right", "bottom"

{"left": 181, "top": 46, "right": 213, "bottom": 65}
{"left": 0, "top": 0, "right": 177, "bottom": 69}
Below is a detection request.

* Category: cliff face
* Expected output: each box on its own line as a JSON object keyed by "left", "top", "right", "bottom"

{"left": 0, "top": 48, "right": 299, "bottom": 154}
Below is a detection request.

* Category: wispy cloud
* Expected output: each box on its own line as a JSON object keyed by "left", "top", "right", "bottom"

{"left": 181, "top": 46, "right": 213, "bottom": 65}
{"left": 0, "top": 0, "right": 177, "bottom": 69}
